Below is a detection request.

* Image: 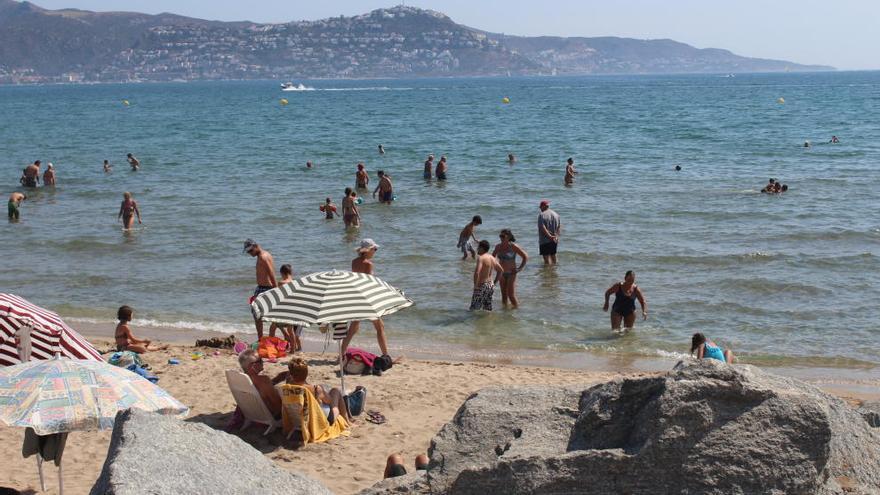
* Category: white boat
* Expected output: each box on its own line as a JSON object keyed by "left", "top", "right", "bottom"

{"left": 281, "top": 82, "right": 309, "bottom": 91}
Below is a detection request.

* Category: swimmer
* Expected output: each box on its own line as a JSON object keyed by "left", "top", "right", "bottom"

{"left": 564, "top": 157, "right": 577, "bottom": 185}
{"left": 830, "top": 135, "right": 840, "bottom": 143}
{"left": 603, "top": 271, "right": 648, "bottom": 332}
{"left": 804, "top": 141, "right": 811, "bottom": 148}
{"left": 43, "top": 163, "right": 56, "bottom": 187}
{"left": 674, "top": 165, "right": 682, "bottom": 171}
{"left": 457, "top": 215, "right": 482, "bottom": 260}
{"left": 127, "top": 153, "right": 140, "bottom": 171}
{"left": 373, "top": 171, "right": 394, "bottom": 205}
{"left": 691, "top": 332, "right": 734, "bottom": 364}
{"left": 306, "top": 161, "right": 313, "bottom": 169}
{"left": 492, "top": 229, "right": 528, "bottom": 309}
{"left": 436, "top": 155, "right": 448, "bottom": 181}
{"left": 8, "top": 192, "right": 25, "bottom": 221}
{"left": 378, "top": 144, "right": 385, "bottom": 155}
{"left": 20, "top": 160, "right": 41, "bottom": 188}
{"left": 423, "top": 154, "right": 434, "bottom": 180}
{"left": 356, "top": 162, "right": 369, "bottom": 189}
{"left": 320, "top": 197, "right": 338, "bottom": 219}
{"left": 103, "top": 160, "right": 113, "bottom": 173}
{"left": 508, "top": 154, "right": 516, "bottom": 164}
{"left": 117, "top": 192, "right": 142, "bottom": 230}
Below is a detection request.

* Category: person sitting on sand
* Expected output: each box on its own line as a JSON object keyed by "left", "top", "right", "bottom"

{"left": 103, "top": 159, "right": 113, "bottom": 173}
{"left": 43, "top": 163, "right": 56, "bottom": 187}
{"left": 603, "top": 271, "right": 648, "bottom": 332}
{"left": 564, "top": 157, "right": 577, "bottom": 185}
{"left": 127, "top": 153, "right": 140, "bottom": 171}
{"left": 238, "top": 349, "right": 288, "bottom": 418}
{"left": 8, "top": 192, "right": 25, "bottom": 221}
{"left": 691, "top": 332, "right": 735, "bottom": 364}
{"left": 320, "top": 197, "right": 338, "bottom": 220}
{"left": 269, "top": 264, "right": 302, "bottom": 352}
{"left": 118, "top": 192, "right": 142, "bottom": 230}
{"left": 384, "top": 453, "right": 429, "bottom": 478}
{"left": 114, "top": 305, "right": 167, "bottom": 353}
{"left": 458, "top": 215, "right": 482, "bottom": 260}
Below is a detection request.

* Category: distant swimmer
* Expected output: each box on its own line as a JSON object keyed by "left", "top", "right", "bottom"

{"left": 603, "top": 270, "right": 648, "bottom": 332}
{"left": 8, "top": 192, "right": 25, "bottom": 221}
{"left": 564, "top": 157, "right": 577, "bottom": 185}
{"left": 320, "top": 197, "right": 338, "bottom": 219}
{"left": 378, "top": 144, "right": 385, "bottom": 155}
{"left": 374, "top": 170, "right": 394, "bottom": 204}
{"left": 436, "top": 155, "right": 448, "bottom": 180}
{"left": 306, "top": 161, "right": 313, "bottom": 169}
{"left": 674, "top": 165, "right": 682, "bottom": 171}
{"left": 103, "top": 159, "right": 113, "bottom": 173}
{"left": 20, "top": 160, "right": 41, "bottom": 188}
{"left": 804, "top": 141, "right": 811, "bottom": 148}
{"left": 356, "top": 162, "right": 369, "bottom": 189}
{"left": 508, "top": 154, "right": 516, "bottom": 164}
{"left": 423, "top": 155, "right": 434, "bottom": 180}
{"left": 118, "top": 191, "right": 142, "bottom": 230}
{"left": 127, "top": 153, "right": 140, "bottom": 171}
{"left": 457, "top": 215, "right": 482, "bottom": 260}
{"left": 830, "top": 135, "right": 840, "bottom": 143}
{"left": 43, "top": 163, "right": 56, "bottom": 187}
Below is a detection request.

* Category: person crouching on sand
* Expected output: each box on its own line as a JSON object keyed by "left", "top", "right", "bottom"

{"left": 114, "top": 305, "right": 167, "bottom": 353}
{"left": 691, "top": 332, "right": 735, "bottom": 364}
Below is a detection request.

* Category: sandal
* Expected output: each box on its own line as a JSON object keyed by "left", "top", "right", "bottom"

{"left": 365, "top": 410, "right": 386, "bottom": 425}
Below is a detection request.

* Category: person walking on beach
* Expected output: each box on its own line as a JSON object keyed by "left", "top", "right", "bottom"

{"left": 471, "top": 240, "right": 503, "bottom": 311}
{"left": 423, "top": 155, "right": 434, "bottom": 179}
{"left": 245, "top": 238, "right": 277, "bottom": 340}
{"left": 127, "top": 153, "right": 140, "bottom": 171}
{"left": 458, "top": 215, "right": 482, "bottom": 260}
{"left": 20, "top": 160, "right": 41, "bottom": 188}
{"left": 342, "top": 188, "right": 360, "bottom": 228}
{"left": 537, "top": 200, "right": 561, "bottom": 265}
{"left": 341, "top": 239, "right": 391, "bottom": 357}
{"left": 691, "top": 332, "right": 735, "bottom": 364}
{"left": 8, "top": 192, "right": 25, "bottom": 221}
{"left": 356, "top": 163, "right": 369, "bottom": 190}
{"left": 117, "top": 192, "right": 142, "bottom": 230}
{"left": 603, "top": 270, "right": 648, "bottom": 332}
{"left": 564, "top": 158, "right": 577, "bottom": 185}
{"left": 373, "top": 171, "right": 394, "bottom": 204}
{"left": 43, "top": 163, "right": 56, "bottom": 187}
{"left": 492, "top": 229, "right": 528, "bottom": 309}
{"left": 103, "top": 159, "right": 113, "bottom": 173}
{"left": 436, "top": 155, "right": 448, "bottom": 180}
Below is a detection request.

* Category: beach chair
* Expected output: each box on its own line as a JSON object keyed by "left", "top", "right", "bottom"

{"left": 224, "top": 369, "right": 281, "bottom": 436}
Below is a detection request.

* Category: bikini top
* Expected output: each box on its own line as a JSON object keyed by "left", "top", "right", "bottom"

{"left": 497, "top": 245, "right": 517, "bottom": 262}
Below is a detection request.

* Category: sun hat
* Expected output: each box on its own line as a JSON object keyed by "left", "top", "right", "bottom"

{"left": 357, "top": 238, "right": 380, "bottom": 252}
{"left": 243, "top": 238, "right": 258, "bottom": 253}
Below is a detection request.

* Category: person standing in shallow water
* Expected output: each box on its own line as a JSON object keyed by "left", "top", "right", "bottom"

{"left": 341, "top": 239, "right": 391, "bottom": 357}
{"left": 564, "top": 157, "right": 577, "bottom": 185}
{"left": 603, "top": 270, "right": 648, "bottom": 332}
{"left": 127, "top": 153, "right": 140, "bottom": 171}
{"left": 436, "top": 155, "right": 448, "bottom": 180}
{"left": 537, "top": 200, "right": 561, "bottom": 265}
{"left": 471, "top": 240, "right": 503, "bottom": 311}
{"left": 492, "top": 229, "right": 528, "bottom": 309}
{"left": 118, "top": 192, "right": 142, "bottom": 230}
{"left": 356, "top": 163, "right": 369, "bottom": 190}
{"left": 43, "top": 163, "right": 56, "bottom": 187}
{"left": 423, "top": 155, "right": 434, "bottom": 180}
{"left": 8, "top": 192, "right": 25, "bottom": 221}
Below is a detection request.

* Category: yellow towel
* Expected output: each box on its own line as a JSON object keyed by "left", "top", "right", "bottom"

{"left": 279, "top": 384, "right": 350, "bottom": 444}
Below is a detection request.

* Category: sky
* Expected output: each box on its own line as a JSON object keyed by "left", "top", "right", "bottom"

{"left": 27, "top": 0, "right": 880, "bottom": 70}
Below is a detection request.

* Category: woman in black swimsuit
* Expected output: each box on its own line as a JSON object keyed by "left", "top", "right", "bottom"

{"left": 603, "top": 271, "right": 648, "bottom": 332}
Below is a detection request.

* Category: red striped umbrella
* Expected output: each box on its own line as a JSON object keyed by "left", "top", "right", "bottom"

{"left": 0, "top": 294, "right": 103, "bottom": 366}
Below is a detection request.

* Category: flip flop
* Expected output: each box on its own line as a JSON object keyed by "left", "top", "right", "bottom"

{"left": 365, "top": 410, "right": 386, "bottom": 425}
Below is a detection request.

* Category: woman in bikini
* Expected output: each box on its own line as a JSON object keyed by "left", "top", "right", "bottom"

{"left": 114, "top": 305, "right": 166, "bottom": 353}
{"left": 492, "top": 229, "right": 528, "bottom": 309}
{"left": 118, "top": 192, "right": 142, "bottom": 230}
{"left": 603, "top": 270, "right": 648, "bottom": 332}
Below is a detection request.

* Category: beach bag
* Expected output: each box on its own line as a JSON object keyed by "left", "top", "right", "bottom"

{"left": 344, "top": 386, "right": 367, "bottom": 417}
{"left": 257, "top": 336, "right": 288, "bottom": 360}
{"left": 343, "top": 347, "right": 377, "bottom": 375}
{"left": 108, "top": 351, "right": 143, "bottom": 369}
{"left": 372, "top": 354, "right": 393, "bottom": 375}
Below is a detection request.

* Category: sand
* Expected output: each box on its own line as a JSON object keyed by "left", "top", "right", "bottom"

{"left": 1, "top": 332, "right": 876, "bottom": 495}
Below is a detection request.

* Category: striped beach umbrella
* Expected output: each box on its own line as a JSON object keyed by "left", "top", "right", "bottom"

{"left": 250, "top": 270, "right": 413, "bottom": 326}
{"left": 0, "top": 294, "right": 103, "bottom": 367}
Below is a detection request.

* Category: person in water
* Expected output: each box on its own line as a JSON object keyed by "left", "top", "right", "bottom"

{"left": 118, "top": 192, "right": 142, "bottom": 230}
{"left": 674, "top": 165, "right": 682, "bottom": 171}
{"left": 564, "top": 157, "right": 577, "bottom": 185}
{"left": 804, "top": 141, "right": 811, "bottom": 148}
{"left": 537, "top": 200, "right": 561, "bottom": 265}
{"left": 492, "top": 229, "right": 528, "bottom": 309}
{"left": 103, "top": 159, "right": 113, "bottom": 173}
{"left": 830, "top": 135, "right": 840, "bottom": 143}
{"left": 508, "top": 154, "right": 516, "bottom": 164}
{"left": 8, "top": 192, "right": 25, "bottom": 221}
{"left": 423, "top": 155, "right": 434, "bottom": 179}
{"left": 320, "top": 197, "right": 338, "bottom": 219}
{"left": 341, "top": 239, "right": 391, "bottom": 357}
{"left": 356, "top": 163, "right": 369, "bottom": 189}
{"left": 306, "top": 161, "right": 313, "bottom": 169}
{"left": 471, "top": 240, "right": 503, "bottom": 311}
{"left": 114, "top": 305, "right": 166, "bottom": 353}
{"left": 342, "top": 187, "right": 360, "bottom": 228}
{"left": 436, "top": 155, "right": 448, "bottom": 180}
{"left": 378, "top": 144, "right": 385, "bottom": 155}
{"left": 20, "top": 160, "right": 41, "bottom": 188}
{"left": 43, "top": 163, "right": 56, "bottom": 187}
{"left": 373, "top": 171, "right": 394, "bottom": 204}
{"left": 127, "top": 153, "right": 140, "bottom": 171}
{"left": 691, "top": 332, "right": 735, "bottom": 364}
{"left": 269, "top": 264, "right": 302, "bottom": 352}
{"left": 603, "top": 270, "right": 648, "bottom": 332}
{"left": 245, "top": 238, "right": 277, "bottom": 340}
{"left": 458, "top": 215, "right": 482, "bottom": 260}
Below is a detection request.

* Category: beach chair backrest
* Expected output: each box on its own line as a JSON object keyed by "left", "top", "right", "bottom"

{"left": 225, "top": 369, "right": 275, "bottom": 425}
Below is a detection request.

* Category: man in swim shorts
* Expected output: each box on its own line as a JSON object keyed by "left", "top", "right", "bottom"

{"left": 373, "top": 171, "right": 394, "bottom": 204}
{"left": 20, "top": 161, "right": 41, "bottom": 188}
{"left": 436, "top": 155, "right": 448, "bottom": 180}
{"left": 245, "top": 239, "right": 277, "bottom": 339}
{"left": 8, "top": 192, "right": 25, "bottom": 221}
{"left": 470, "top": 240, "right": 503, "bottom": 311}
{"left": 537, "top": 200, "right": 561, "bottom": 265}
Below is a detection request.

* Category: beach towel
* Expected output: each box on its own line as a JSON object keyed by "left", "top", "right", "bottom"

{"left": 279, "top": 384, "right": 350, "bottom": 444}
{"left": 344, "top": 347, "right": 377, "bottom": 371}
{"left": 108, "top": 350, "right": 143, "bottom": 368}
{"left": 257, "top": 336, "right": 288, "bottom": 360}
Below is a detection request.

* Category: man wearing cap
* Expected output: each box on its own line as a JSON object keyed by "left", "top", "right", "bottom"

{"left": 341, "top": 238, "right": 391, "bottom": 357}
{"left": 538, "top": 200, "right": 561, "bottom": 265}
{"left": 244, "top": 239, "right": 277, "bottom": 339}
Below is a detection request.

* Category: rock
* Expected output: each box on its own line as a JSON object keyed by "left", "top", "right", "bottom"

{"left": 355, "top": 471, "right": 429, "bottom": 495}
{"left": 90, "top": 409, "right": 333, "bottom": 495}
{"left": 426, "top": 361, "right": 880, "bottom": 495}
{"left": 858, "top": 401, "right": 880, "bottom": 428}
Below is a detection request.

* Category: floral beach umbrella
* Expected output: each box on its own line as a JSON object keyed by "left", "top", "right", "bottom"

{"left": 0, "top": 356, "right": 189, "bottom": 435}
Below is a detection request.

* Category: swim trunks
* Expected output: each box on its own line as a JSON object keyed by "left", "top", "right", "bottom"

{"left": 7, "top": 201, "right": 19, "bottom": 220}
{"left": 539, "top": 241, "right": 558, "bottom": 256}
{"left": 356, "top": 182, "right": 367, "bottom": 189}
{"left": 21, "top": 177, "right": 37, "bottom": 188}
{"left": 436, "top": 172, "right": 447, "bottom": 180}
{"left": 457, "top": 234, "right": 475, "bottom": 255}
{"left": 251, "top": 285, "right": 274, "bottom": 317}
{"left": 381, "top": 191, "right": 393, "bottom": 202}
{"left": 469, "top": 282, "right": 494, "bottom": 311}
{"left": 423, "top": 172, "right": 432, "bottom": 179}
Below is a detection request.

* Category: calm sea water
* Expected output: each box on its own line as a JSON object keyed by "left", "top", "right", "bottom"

{"left": 2, "top": 73, "right": 879, "bottom": 368}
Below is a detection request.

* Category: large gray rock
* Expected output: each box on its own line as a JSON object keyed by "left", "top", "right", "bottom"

{"left": 90, "top": 409, "right": 333, "bottom": 495}
{"left": 858, "top": 401, "right": 880, "bottom": 428}
{"left": 426, "top": 361, "right": 880, "bottom": 495}
{"left": 355, "top": 471, "right": 429, "bottom": 495}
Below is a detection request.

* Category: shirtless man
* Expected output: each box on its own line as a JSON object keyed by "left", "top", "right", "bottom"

{"left": 470, "top": 240, "right": 503, "bottom": 311}
{"left": 238, "top": 349, "right": 288, "bottom": 418}
{"left": 341, "top": 239, "right": 391, "bottom": 357}
{"left": 564, "top": 158, "right": 577, "bottom": 185}
{"left": 436, "top": 155, "right": 448, "bottom": 181}
{"left": 21, "top": 161, "right": 41, "bottom": 188}
{"left": 423, "top": 155, "right": 434, "bottom": 179}
{"left": 43, "top": 163, "right": 56, "bottom": 187}
{"left": 245, "top": 239, "right": 277, "bottom": 339}
{"left": 342, "top": 187, "right": 360, "bottom": 228}
{"left": 8, "top": 192, "right": 25, "bottom": 221}
{"left": 373, "top": 171, "right": 393, "bottom": 204}
{"left": 356, "top": 163, "right": 369, "bottom": 190}
{"left": 127, "top": 153, "right": 140, "bottom": 171}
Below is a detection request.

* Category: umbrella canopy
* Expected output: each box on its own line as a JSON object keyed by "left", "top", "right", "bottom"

{"left": 0, "top": 293, "right": 103, "bottom": 366}
{"left": 0, "top": 357, "right": 188, "bottom": 435}
{"left": 251, "top": 270, "right": 413, "bottom": 326}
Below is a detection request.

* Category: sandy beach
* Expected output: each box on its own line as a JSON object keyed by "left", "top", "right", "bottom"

{"left": 1, "top": 322, "right": 878, "bottom": 495}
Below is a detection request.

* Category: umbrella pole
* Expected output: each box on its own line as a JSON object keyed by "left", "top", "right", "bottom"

{"left": 36, "top": 455, "right": 45, "bottom": 491}
{"left": 338, "top": 340, "right": 346, "bottom": 395}
{"left": 58, "top": 460, "right": 64, "bottom": 495}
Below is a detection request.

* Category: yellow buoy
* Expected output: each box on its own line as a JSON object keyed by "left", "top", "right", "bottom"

{"left": 777, "top": 97, "right": 785, "bottom": 104}
{"left": 280, "top": 98, "right": 289, "bottom": 105}
{"left": 502, "top": 97, "right": 511, "bottom": 104}
{"left": 122, "top": 100, "right": 130, "bottom": 106}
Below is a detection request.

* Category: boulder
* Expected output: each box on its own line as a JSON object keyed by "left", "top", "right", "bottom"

{"left": 426, "top": 361, "right": 880, "bottom": 495}
{"left": 858, "top": 401, "right": 880, "bottom": 428}
{"left": 90, "top": 409, "right": 333, "bottom": 495}
{"left": 355, "top": 471, "right": 429, "bottom": 495}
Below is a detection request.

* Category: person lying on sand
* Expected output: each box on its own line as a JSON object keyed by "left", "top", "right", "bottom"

{"left": 114, "top": 305, "right": 167, "bottom": 353}
{"left": 691, "top": 332, "right": 735, "bottom": 364}
{"left": 384, "top": 453, "right": 429, "bottom": 478}
{"left": 238, "top": 348, "right": 288, "bottom": 418}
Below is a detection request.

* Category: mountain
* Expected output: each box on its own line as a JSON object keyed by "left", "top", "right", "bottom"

{"left": 0, "top": 1, "right": 833, "bottom": 83}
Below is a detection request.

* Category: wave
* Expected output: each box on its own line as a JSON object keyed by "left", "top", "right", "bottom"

{"left": 68, "top": 316, "right": 256, "bottom": 335}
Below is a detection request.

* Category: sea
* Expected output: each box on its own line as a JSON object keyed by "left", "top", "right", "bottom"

{"left": 2, "top": 72, "right": 879, "bottom": 370}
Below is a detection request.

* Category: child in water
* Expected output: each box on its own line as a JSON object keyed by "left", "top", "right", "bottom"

{"left": 320, "top": 198, "right": 338, "bottom": 219}
{"left": 691, "top": 332, "right": 734, "bottom": 364}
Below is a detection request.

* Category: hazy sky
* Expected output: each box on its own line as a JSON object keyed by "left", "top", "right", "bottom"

{"left": 28, "top": 0, "right": 880, "bottom": 70}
